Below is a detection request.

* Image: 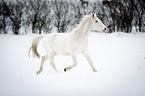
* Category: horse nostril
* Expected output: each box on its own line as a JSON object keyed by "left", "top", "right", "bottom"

{"left": 104, "top": 28, "right": 106, "bottom": 31}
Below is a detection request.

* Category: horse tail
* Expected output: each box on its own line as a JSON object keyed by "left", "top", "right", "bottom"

{"left": 28, "top": 35, "right": 44, "bottom": 58}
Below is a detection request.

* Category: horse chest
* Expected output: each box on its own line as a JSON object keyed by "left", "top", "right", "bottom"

{"left": 75, "top": 41, "right": 87, "bottom": 50}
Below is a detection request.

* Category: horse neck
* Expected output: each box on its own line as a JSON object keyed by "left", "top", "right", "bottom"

{"left": 71, "top": 19, "right": 92, "bottom": 40}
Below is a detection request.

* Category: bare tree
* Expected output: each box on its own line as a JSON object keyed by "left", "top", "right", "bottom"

{"left": 134, "top": 0, "right": 145, "bottom": 32}
{"left": 9, "top": 0, "right": 23, "bottom": 35}
{"left": 25, "top": 0, "right": 50, "bottom": 34}
{"left": 42, "top": 5, "right": 53, "bottom": 34}
{"left": 52, "top": 0, "right": 71, "bottom": 33}
{"left": 70, "top": 1, "right": 82, "bottom": 28}
{"left": 0, "top": 0, "right": 11, "bottom": 34}
{"left": 99, "top": 0, "right": 135, "bottom": 32}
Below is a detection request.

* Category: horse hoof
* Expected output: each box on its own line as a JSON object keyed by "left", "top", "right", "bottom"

{"left": 36, "top": 70, "right": 42, "bottom": 75}
{"left": 64, "top": 68, "right": 67, "bottom": 72}
{"left": 93, "top": 69, "right": 97, "bottom": 72}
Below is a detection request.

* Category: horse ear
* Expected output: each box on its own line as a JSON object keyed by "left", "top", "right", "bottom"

{"left": 92, "top": 13, "right": 96, "bottom": 18}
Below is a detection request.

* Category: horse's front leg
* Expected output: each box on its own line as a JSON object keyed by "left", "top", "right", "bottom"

{"left": 83, "top": 51, "right": 97, "bottom": 72}
{"left": 64, "top": 54, "right": 77, "bottom": 72}
{"left": 50, "top": 56, "right": 58, "bottom": 72}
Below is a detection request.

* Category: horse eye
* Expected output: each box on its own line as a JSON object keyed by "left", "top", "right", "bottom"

{"left": 95, "top": 21, "right": 98, "bottom": 23}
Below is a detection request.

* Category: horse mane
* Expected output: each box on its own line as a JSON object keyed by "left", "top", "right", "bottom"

{"left": 72, "top": 15, "right": 91, "bottom": 32}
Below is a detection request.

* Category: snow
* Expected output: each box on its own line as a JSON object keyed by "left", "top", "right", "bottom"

{"left": 0, "top": 32, "right": 145, "bottom": 96}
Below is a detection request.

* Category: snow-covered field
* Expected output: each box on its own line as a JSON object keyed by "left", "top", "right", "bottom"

{"left": 0, "top": 32, "right": 145, "bottom": 96}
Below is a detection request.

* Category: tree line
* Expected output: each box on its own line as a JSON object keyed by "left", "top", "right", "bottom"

{"left": 0, "top": 0, "right": 144, "bottom": 35}
{"left": 99, "top": 0, "right": 145, "bottom": 33}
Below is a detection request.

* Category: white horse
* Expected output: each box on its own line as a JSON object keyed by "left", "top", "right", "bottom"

{"left": 29, "top": 14, "right": 107, "bottom": 74}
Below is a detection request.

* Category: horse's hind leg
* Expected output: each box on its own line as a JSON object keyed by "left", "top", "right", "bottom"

{"left": 36, "top": 55, "right": 49, "bottom": 75}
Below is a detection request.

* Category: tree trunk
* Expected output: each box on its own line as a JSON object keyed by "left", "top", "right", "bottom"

{"left": 14, "top": 29, "right": 19, "bottom": 35}
{"left": 138, "top": 17, "right": 142, "bottom": 32}
{"left": 32, "top": 24, "right": 35, "bottom": 33}
{"left": 32, "top": 13, "right": 38, "bottom": 33}
{"left": 3, "top": 16, "right": 7, "bottom": 34}
{"left": 39, "top": 27, "right": 41, "bottom": 34}
{"left": 12, "top": 25, "right": 19, "bottom": 35}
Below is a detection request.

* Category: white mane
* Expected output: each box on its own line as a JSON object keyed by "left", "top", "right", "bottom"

{"left": 71, "top": 15, "right": 92, "bottom": 38}
{"left": 75, "top": 15, "right": 91, "bottom": 30}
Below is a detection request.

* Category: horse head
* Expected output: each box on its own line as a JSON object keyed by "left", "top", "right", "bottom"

{"left": 91, "top": 13, "right": 107, "bottom": 32}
